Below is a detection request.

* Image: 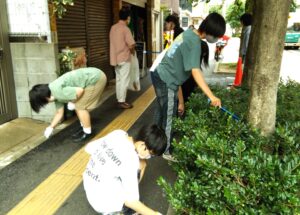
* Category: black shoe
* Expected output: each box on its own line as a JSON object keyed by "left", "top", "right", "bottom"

{"left": 118, "top": 102, "right": 133, "bottom": 109}
{"left": 71, "top": 128, "right": 83, "bottom": 138}
{"left": 72, "top": 132, "right": 93, "bottom": 143}
{"left": 122, "top": 205, "right": 136, "bottom": 215}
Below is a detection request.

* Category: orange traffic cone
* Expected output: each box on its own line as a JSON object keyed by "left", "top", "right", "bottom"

{"left": 233, "top": 57, "right": 243, "bottom": 86}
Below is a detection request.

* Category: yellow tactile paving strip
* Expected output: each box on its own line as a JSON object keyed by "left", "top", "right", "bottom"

{"left": 7, "top": 86, "right": 155, "bottom": 215}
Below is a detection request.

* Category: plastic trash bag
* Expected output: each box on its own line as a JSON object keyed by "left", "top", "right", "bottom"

{"left": 128, "top": 53, "right": 141, "bottom": 91}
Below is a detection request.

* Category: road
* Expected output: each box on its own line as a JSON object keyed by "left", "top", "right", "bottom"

{"left": 206, "top": 37, "right": 300, "bottom": 83}
{"left": 280, "top": 49, "right": 300, "bottom": 83}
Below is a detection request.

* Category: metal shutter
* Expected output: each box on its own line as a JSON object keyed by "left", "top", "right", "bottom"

{"left": 56, "top": 0, "right": 113, "bottom": 79}
{"left": 56, "top": 0, "right": 87, "bottom": 50}
{"left": 86, "top": 0, "right": 112, "bottom": 78}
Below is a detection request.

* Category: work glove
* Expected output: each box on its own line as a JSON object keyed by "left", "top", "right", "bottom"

{"left": 44, "top": 126, "right": 54, "bottom": 138}
{"left": 67, "top": 102, "right": 76, "bottom": 111}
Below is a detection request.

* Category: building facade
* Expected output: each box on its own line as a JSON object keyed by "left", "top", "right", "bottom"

{"left": 0, "top": 0, "right": 162, "bottom": 124}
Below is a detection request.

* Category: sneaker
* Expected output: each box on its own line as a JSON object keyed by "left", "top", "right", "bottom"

{"left": 162, "top": 153, "right": 177, "bottom": 162}
{"left": 121, "top": 205, "right": 136, "bottom": 215}
{"left": 72, "top": 131, "right": 93, "bottom": 143}
{"left": 71, "top": 128, "right": 83, "bottom": 138}
{"left": 118, "top": 102, "right": 133, "bottom": 109}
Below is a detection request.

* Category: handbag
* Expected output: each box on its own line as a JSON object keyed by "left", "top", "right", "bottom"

{"left": 128, "top": 52, "right": 141, "bottom": 91}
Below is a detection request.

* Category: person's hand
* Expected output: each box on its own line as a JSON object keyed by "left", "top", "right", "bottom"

{"left": 209, "top": 96, "right": 221, "bottom": 108}
{"left": 67, "top": 102, "right": 75, "bottom": 111}
{"left": 44, "top": 126, "right": 54, "bottom": 138}
{"left": 178, "top": 103, "right": 185, "bottom": 117}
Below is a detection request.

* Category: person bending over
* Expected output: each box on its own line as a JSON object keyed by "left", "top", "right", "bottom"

{"left": 83, "top": 124, "right": 167, "bottom": 215}
{"left": 29, "top": 64, "right": 107, "bottom": 142}
{"left": 151, "top": 12, "right": 226, "bottom": 160}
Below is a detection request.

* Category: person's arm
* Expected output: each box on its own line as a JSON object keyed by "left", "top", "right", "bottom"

{"left": 129, "top": 43, "right": 136, "bottom": 55}
{"left": 125, "top": 27, "right": 136, "bottom": 55}
{"left": 124, "top": 200, "right": 161, "bottom": 215}
{"left": 50, "top": 107, "right": 64, "bottom": 128}
{"left": 75, "top": 87, "right": 84, "bottom": 101}
{"left": 177, "top": 86, "right": 185, "bottom": 116}
{"left": 68, "top": 87, "right": 85, "bottom": 104}
{"left": 139, "top": 159, "right": 147, "bottom": 182}
{"left": 243, "top": 28, "right": 251, "bottom": 54}
{"left": 191, "top": 68, "right": 221, "bottom": 107}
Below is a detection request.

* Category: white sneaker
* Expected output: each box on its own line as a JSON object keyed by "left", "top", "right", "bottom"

{"left": 162, "top": 153, "right": 177, "bottom": 162}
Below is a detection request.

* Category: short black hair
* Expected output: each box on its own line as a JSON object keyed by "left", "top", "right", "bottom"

{"left": 29, "top": 84, "right": 51, "bottom": 113}
{"left": 119, "top": 8, "right": 130, "bottom": 21}
{"left": 200, "top": 40, "right": 209, "bottom": 68}
{"left": 134, "top": 124, "right": 167, "bottom": 156}
{"left": 199, "top": 12, "right": 226, "bottom": 37}
{"left": 165, "top": 15, "right": 180, "bottom": 27}
{"left": 240, "top": 13, "right": 252, "bottom": 26}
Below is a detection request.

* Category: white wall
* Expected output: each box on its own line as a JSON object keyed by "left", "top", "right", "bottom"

{"left": 6, "top": 0, "right": 50, "bottom": 40}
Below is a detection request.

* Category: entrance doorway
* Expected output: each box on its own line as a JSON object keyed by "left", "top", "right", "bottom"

{"left": 0, "top": 0, "right": 17, "bottom": 124}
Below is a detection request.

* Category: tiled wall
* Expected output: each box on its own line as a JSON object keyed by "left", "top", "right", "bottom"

{"left": 10, "top": 43, "right": 59, "bottom": 122}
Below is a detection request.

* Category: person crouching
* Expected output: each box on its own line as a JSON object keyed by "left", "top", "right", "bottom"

{"left": 83, "top": 124, "right": 166, "bottom": 215}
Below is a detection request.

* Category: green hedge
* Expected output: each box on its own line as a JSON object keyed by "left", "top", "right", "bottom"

{"left": 158, "top": 81, "right": 300, "bottom": 214}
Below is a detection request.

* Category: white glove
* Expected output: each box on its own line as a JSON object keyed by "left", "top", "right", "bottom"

{"left": 67, "top": 102, "right": 76, "bottom": 111}
{"left": 44, "top": 126, "right": 54, "bottom": 138}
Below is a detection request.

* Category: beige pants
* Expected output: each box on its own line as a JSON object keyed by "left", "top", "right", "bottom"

{"left": 115, "top": 61, "right": 131, "bottom": 102}
{"left": 76, "top": 71, "right": 107, "bottom": 110}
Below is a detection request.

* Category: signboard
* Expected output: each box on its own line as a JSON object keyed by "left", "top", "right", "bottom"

{"left": 123, "top": 0, "right": 146, "bottom": 8}
{"left": 6, "top": 0, "right": 50, "bottom": 38}
{"left": 182, "top": 17, "right": 189, "bottom": 27}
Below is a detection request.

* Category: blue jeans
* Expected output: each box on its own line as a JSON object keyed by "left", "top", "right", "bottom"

{"left": 151, "top": 70, "right": 177, "bottom": 152}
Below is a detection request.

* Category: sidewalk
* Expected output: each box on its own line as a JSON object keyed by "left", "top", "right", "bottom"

{"left": 0, "top": 69, "right": 234, "bottom": 215}
{"left": 1, "top": 77, "right": 176, "bottom": 215}
{"left": 0, "top": 82, "right": 115, "bottom": 170}
{"left": 0, "top": 68, "right": 235, "bottom": 170}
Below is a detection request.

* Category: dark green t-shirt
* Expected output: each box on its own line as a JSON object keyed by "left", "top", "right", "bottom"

{"left": 49, "top": 67, "right": 101, "bottom": 109}
{"left": 157, "top": 29, "right": 201, "bottom": 91}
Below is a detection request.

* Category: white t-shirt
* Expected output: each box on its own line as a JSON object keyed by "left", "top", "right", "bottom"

{"left": 149, "top": 49, "right": 167, "bottom": 72}
{"left": 83, "top": 130, "right": 140, "bottom": 213}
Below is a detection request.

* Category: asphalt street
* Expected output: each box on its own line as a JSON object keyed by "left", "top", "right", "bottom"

{"left": 280, "top": 49, "right": 300, "bottom": 82}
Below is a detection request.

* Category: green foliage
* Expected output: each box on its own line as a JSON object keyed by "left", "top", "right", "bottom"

{"left": 290, "top": 0, "right": 297, "bottom": 12}
{"left": 187, "top": 0, "right": 210, "bottom": 4}
{"left": 225, "top": 0, "right": 245, "bottom": 37}
{"left": 245, "top": 0, "right": 254, "bottom": 13}
{"left": 158, "top": 81, "right": 300, "bottom": 214}
{"left": 48, "top": 0, "right": 74, "bottom": 18}
{"left": 209, "top": 5, "right": 222, "bottom": 15}
{"left": 56, "top": 48, "right": 76, "bottom": 76}
{"left": 277, "top": 80, "right": 300, "bottom": 125}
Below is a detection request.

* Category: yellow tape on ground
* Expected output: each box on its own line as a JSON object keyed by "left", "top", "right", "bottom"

{"left": 7, "top": 86, "right": 155, "bottom": 215}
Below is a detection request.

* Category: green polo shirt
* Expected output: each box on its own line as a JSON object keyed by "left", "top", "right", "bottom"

{"left": 49, "top": 67, "right": 101, "bottom": 109}
{"left": 157, "top": 29, "right": 201, "bottom": 91}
